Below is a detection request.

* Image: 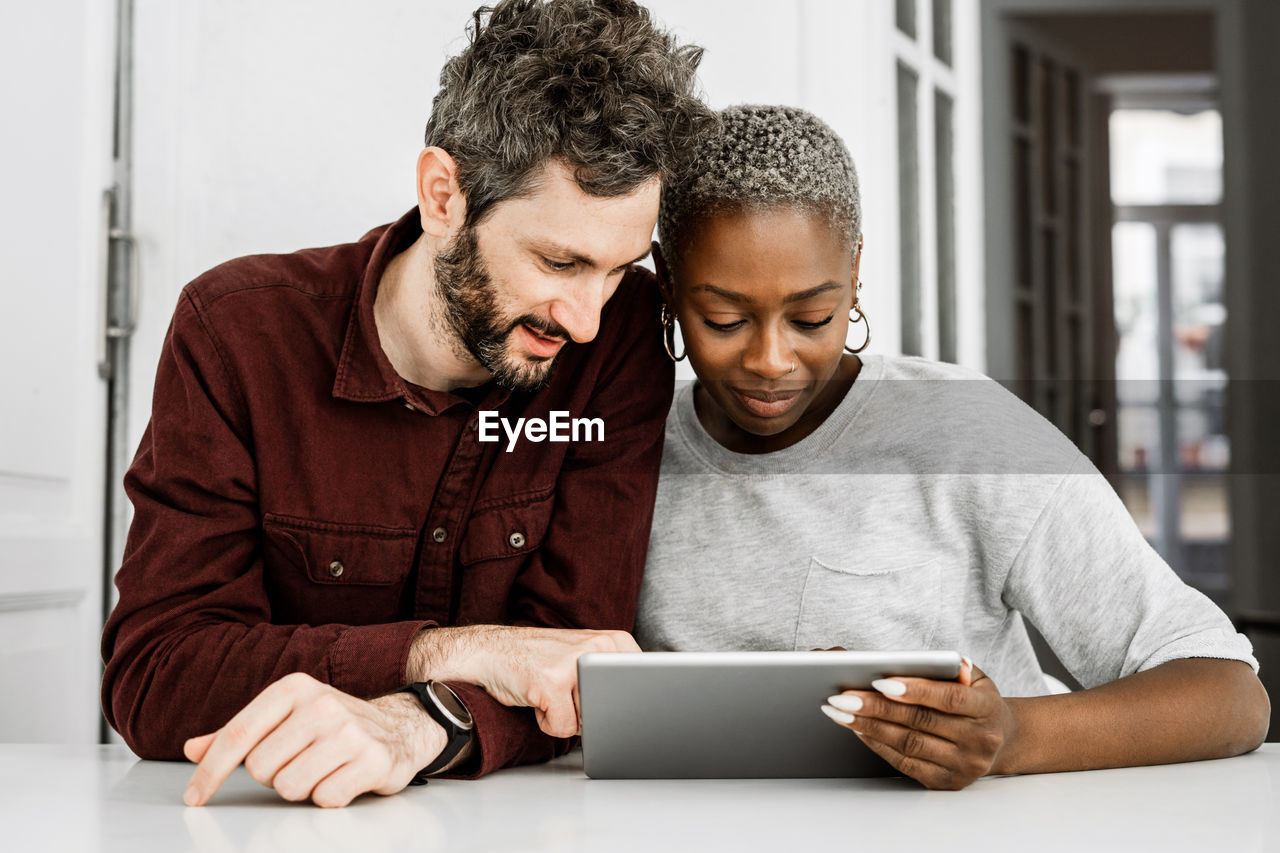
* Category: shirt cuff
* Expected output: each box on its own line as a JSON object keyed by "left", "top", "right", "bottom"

{"left": 326, "top": 619, "right": 436, "bottom": 698}
{"left": 439, "top": 681, "right": 572, "bottom": 778}
{"left": 1135, "top": 628, "right": 1260, "bottom": 674}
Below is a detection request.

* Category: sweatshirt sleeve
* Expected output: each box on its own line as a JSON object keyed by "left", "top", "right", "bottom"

{"left": 1000, "top": 454, "right": 1257, "bottom": 690}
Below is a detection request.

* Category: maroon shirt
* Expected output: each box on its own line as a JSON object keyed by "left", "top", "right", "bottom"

{"left": 101, "top": 208, "right": 673, "bottom": 775}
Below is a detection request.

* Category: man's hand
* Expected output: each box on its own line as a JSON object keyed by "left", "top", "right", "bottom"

{"left": 410, "top": 625, "right": 640, "bottom": 738}
{"left": 819, "top": 657, "right": 1015, "bottom": 790}
{"left": 182, "top": 672, "right": 445, "bottom": 808}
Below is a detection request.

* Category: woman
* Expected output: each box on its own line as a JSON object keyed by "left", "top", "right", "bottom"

{"left": 635, "top": 105, "right": 1269, "bottom": 790}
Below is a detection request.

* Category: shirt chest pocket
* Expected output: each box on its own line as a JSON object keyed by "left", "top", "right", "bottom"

{"left": 262, "top": 515, "right": 417, "bottom": 626}
{"left": 458, "top": 489, "right": 555, "bottom": 566}
{"left": 792, "top": 556, "right": 944, "bottom": 652}
{"left": 453, "top": 489, "right": 555, "bottom": 622}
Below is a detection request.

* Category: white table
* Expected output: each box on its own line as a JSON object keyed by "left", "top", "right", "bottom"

{"left": 2, "top": 744, "right": 1278, "bottom": 852}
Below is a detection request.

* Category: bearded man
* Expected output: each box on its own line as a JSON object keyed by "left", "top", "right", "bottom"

{"left": 101, "top": 0, "right": 714, "bottom": 808}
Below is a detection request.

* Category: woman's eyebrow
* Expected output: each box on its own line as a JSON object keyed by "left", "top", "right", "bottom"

{"left": 783, "top": 282, "right": 842, "bottom": 303}
{"left": 689, "top": 284, "right": 749, "bottom": 303}
{"left": 688, "top": 282, "right": 842, "bottom": 305}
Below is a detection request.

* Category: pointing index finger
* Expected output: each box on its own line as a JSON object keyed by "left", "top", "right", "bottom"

{"left": 184, "top": 684, "right": 299, "bottom": 806}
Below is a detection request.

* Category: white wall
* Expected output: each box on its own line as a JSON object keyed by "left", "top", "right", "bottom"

{"left": 129, "top": 0, "right": 986, "bottom": 436}
{"left": 0, "top": 0, "right": 114, "bottom": 742}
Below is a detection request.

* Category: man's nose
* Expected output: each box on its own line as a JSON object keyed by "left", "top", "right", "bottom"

{"left": 550, "top": 276, "right": 608, "bottom": 344}
{"left": 741, "top": 325, "right": 793, "bottom": 379}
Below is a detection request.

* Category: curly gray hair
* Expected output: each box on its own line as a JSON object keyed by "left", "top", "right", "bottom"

{"left": 424, "top": 0, "right": 717, "bottom": 228}
{"left": 658, "top": 104, "right": 861, "bottom": 264}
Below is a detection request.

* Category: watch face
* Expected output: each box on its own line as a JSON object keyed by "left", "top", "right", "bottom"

{"left": 429, "top": 681, "right": 474, "bottom": 729}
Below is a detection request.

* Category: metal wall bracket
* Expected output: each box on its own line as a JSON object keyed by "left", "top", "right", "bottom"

{"left": 97, "top": 186, "right": 139, "bottom": 380}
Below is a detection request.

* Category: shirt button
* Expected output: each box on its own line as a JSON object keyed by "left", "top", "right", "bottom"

{"left": 432, "top": 527, "right": 448, "bottom": 543}
{"left": 508, "top": 531, "right": 526, "bottom": 549}
{"left": 328, "top": 560, "right": 344, "bottom": 578}
{"left": 469, "top": 418, "right": 478, "bottom": 431}
{"left": 404, "top": 401, "right": 417, "bottom": 412}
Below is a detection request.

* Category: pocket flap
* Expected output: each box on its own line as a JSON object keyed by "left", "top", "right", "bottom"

{"left": 459, "top": 491, "right": 555, "bottom": 565}
{"left": 263, "top": 515, "right": 416, "bottom": 587}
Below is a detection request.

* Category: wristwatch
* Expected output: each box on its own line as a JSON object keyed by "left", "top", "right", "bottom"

{"left": 399, "top": 680, "right": 474, "bottom": 783}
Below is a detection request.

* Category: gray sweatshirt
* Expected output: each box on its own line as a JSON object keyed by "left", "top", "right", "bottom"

{"left": 635, "top": 355, "right": 1256, "bottom": 696}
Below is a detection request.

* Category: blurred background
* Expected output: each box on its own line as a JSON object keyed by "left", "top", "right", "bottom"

{"left": 2, "top": 0, "right": 1277, "bottom": 745}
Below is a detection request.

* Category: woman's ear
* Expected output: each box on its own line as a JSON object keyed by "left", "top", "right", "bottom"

{"left": 851, "top": 233, "right": 865, "bottom": 307}
{"left": 652, "top": 240, "right": 675, "bottom": 305}
{"left": 416, "top": 147, "right": 465, "bottom": 239}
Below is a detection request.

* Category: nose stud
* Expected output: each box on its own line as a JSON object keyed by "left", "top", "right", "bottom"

{"left": 788, "top": 361, "right": 796, "bottom": 375}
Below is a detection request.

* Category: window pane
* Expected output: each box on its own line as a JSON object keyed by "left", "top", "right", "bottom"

{"left": 1011, "top": 45, "right": 1031, "bottom": 124}
{"left": 1110, "top": 110, "right": 1223, "bottom": 205}
{"left": 1170, "top": 222, "right": 1229, "bottom": 560}
{"left": 1112, "top": 221, "right": 1159, "bottom": 538}
{"left": 896, "top": 0, "right": 917, "bottom": 38}
{"left": 1171, "top": 223, "right": 1229, "bottom": 589}
{"left": 1038, "top": 59, "right": 1058, "bottom": 216}
{"left": 897, "top": 63, "right": 921, "bottom": 356}
{"left": 1014, "top": 136, "right": 1032, "bottom": 286}
{"left": 935, "top": 89, "right": 956, "bottom": 362}
{"left": 1171, "top": 223, "right": 1226, "bottom": 381}
{"left": 932, "top": 0, "right": 952, "bottom": 65}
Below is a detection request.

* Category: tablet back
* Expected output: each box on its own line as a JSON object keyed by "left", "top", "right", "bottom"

{"left": 578, "top": 650, "right": 962, "bottom": 779}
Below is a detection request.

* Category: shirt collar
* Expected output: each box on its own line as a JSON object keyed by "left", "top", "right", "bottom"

{"left": 332, "top": 207, "right": 510, "bottom": 414}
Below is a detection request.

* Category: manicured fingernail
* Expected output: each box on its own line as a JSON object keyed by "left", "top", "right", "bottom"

{"left": 962, "top": 656, "right": 973, "bottom": 670}
{"left": 820, "top": 704, "right": 855, "bottom": 725}
{"left": 872, "top": 678, "right": 906, "bottom": 696}
{"left": 827, "top": 694, "right": 863, "bottom": 713}
{"left": 183, "top": 785, "right": 200, "bottom": 806}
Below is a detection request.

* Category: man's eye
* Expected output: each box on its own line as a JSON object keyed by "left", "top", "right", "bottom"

{"left": 704, "top": 319, "right": 746, "bottom": 332}
{"left": 543, "top": 258, "right": 573, "bottom": 272}
{"left": 793, "top": 314, "right": 836, "bottom": 330}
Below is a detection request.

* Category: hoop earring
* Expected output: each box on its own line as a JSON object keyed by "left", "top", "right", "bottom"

{"left": 660, "top": 303, "right": 686, "bottom": 362}
{"left": 845, "top": 299, "right": 871, "bottom": 354}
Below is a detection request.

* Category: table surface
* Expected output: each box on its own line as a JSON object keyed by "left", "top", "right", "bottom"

{"left": 2, "top": 743, "right": 1278, "bottom": 852}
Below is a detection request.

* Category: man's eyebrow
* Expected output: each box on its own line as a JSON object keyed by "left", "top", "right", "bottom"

{"left": 529, "top": 241, "right": 650, "bottom": 270}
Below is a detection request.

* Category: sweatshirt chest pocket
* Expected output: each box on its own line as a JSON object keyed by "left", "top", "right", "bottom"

{"left": 262, "top": 515, "right": 417, "bottom": 625}
{"left": 458, "top": 489, "right": 555, "bottom": 566}
{"left": 792, "top": 556, "right": 944, "bottom": 652}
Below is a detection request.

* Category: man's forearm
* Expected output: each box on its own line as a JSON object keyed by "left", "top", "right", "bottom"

{"left": 405, "top": 625, "right": 497, "bottom": 685}
{"left": 993, "top": 658, "right": 1269, "bottom": 775}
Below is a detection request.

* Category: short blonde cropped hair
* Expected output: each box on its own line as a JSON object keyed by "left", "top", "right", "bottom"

{"left": 658, "top": 104, "right": 861, "bottom": 264}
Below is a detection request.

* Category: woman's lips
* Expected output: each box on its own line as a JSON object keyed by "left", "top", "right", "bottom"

{"left": 517, "top": 323, "right": 566, "bottom": 359}
{"left": 731, "top": 386, "right": 802, "bottom": 418}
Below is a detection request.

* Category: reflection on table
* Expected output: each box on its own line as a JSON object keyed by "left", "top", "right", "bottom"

{"left": 2, "top": 744, "right": 1277, "bottom": 852}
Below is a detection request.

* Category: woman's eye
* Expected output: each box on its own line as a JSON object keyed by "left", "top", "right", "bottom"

{"left": 793, "top": 314, "right": 836, "bottom": 330}
{"left": 703, "top": 319, "right": 746, "bottom": 332}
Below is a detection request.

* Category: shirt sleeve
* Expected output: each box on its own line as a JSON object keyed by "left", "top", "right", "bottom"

{"left": 101, "top": 290, "right": 434, "bottom": 759}
{"left": 448, "top": 276, "right": 675, "bottom": 778}
{"left": 1000, "top": 453, "right": 1257, "bottom": 690}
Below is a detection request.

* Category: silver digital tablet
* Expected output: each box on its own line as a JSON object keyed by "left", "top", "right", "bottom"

{"left": 578, "top": 650, "right": 962, "bottom": 779}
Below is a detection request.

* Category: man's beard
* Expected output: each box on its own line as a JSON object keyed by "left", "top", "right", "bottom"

{"left": 433, "top": 225, "right": 567, "bottom": 392}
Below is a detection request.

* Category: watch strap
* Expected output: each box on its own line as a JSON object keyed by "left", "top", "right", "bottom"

{"left": 400, "top": 682, "right": 472, "bottom": 784}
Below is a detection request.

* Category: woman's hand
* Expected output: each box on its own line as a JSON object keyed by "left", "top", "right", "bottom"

{"left": 820, "top": 658, "right": 1016, "bottom": 790}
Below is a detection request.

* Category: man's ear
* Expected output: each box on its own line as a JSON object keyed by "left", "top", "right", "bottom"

{"left": 652, "top": 241, "right": 675, "bottom": 304}
{"left": 417, "top": 147, "right": 465, "bottom": 239}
